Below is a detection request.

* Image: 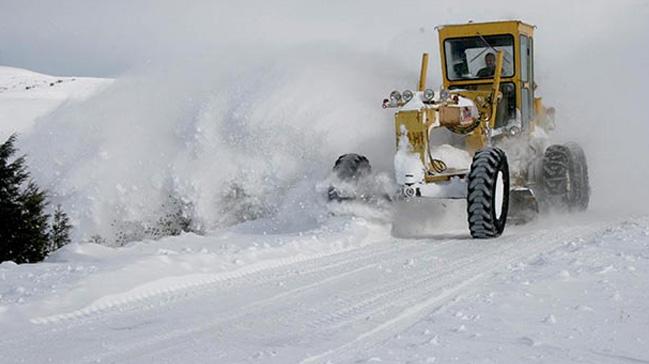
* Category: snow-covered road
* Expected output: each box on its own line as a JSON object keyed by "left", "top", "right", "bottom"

{"left": 3, "top": 212, "right": 647, "bottom": 364}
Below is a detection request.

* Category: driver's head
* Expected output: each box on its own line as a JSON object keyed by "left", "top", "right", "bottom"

{"left": 485, "top": 53, "right": 496, "bottom": 68}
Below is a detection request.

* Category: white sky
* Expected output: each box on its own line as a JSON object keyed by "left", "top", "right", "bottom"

{"left": 0, "top": 0, "right": 646, "bottom": 77}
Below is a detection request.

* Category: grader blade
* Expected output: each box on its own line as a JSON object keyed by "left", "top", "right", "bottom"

{"left": 508, "top": 187, "right": 539, "bottom": 224}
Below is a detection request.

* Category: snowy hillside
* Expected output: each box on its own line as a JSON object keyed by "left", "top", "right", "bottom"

{"left": 0, "top": 65, "right": 648, "bottom": 363}
{"left": 0, "top": 66, "right": 111, "bottom": 141}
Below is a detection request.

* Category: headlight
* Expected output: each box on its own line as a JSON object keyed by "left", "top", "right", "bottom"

{"left": 402, "top": 90, "right": 413, "bottom": 102}
{"left": 508, "top": 126, "right": 521, "bottom": 136}
{"left": 423, "top": 88, "right": 435, "bottom": 102}
{"left": 403, "top": 186, "right": 416, "bottom": 198}
{"left": 439, "top": 89, "right": 449, "bottom": 101}
{"left": 389, "top": 90, "right": 402, "bottom": 101}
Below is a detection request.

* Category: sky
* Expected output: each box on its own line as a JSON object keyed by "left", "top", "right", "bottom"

{"left": 1, "top": 0, "right": 647, "bottom": 77}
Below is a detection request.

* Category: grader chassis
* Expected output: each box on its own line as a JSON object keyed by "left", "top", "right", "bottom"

{"left": 329, "top": 20, "right": 590, "bottom": 238}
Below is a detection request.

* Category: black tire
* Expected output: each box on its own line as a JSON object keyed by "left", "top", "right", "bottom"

{"left": 328, "top": 153, "right": 371, "bottom": 201}
{"left": 542, "top": 143, "right": 590, "bottom": 211}
{"left": 467, "top": 147, "right": 510, "bottom": 238}
{"left": 565, "top": 142, "right": 590, "bottom": 211}
{"left": 332, "top": 153, "right": 371, "bottom": 180}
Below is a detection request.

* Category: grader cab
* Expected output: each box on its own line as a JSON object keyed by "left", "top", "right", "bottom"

{"left": 440, "top": 21, "right": 537, "bottom": 142}
{"left": 329, "top": 20, "right": 590, "bottom": 238}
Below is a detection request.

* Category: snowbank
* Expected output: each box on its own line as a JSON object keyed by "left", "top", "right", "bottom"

{"left": 0, "top": 216, "right": 387, "bottom": 326}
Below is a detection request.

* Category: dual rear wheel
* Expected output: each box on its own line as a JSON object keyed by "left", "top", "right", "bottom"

{"left": 466, "top": 142, "right": 591, "bottom": 238}
{"left": 541, "top": 143, "right": 590, "bottom": 211}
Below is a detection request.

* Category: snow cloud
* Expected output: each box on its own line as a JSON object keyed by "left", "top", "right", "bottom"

{"left": 2, "top": 0, "right": 648, "bottom": 240}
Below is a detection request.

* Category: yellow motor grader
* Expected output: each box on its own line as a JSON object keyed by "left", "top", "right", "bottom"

{"left": 329, "top": 20, "right": 590, "bottom": 238}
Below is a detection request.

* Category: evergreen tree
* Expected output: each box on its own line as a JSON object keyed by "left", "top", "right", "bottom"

{"left": 50, "top": 205, "right": 72, "bottom": 251}
{"left": 0, "top": 134, "right": 33, "bottom": 263}
{"left": 14, "top": 180, "right": 50, "bottom": 262}
{"left": 0, "top": 134, "right": 70, "bottom": 264}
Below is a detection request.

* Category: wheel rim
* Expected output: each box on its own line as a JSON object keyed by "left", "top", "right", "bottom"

{"left": 494, "top": 170, "right": 505, "bottom": 220}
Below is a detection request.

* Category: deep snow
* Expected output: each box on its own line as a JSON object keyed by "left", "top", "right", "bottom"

{"left": 1, "top": 207, "right": 648, "bottom": 363}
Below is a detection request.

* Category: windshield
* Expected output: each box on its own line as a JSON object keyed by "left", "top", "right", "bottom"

{"left": 444, "top": 34, "right": 515, "bottom": 81}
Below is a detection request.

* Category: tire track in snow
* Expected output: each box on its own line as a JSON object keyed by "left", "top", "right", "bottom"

{"left": 296, "top": 224, "right": 582, "bottom": 336}
{"left": 1, "top": 233, "right": 414, "bottom": 348}
{"left": 300, "top": 224, "right": 603, "bottom": 363}
{"left": 2, "top": 217, "right": 618, "bottom": 364}
{"left": 88, "top": 224, "right": 597, "bottom": 363}
{"left": 2, "top": 234, "right": 457, "bottom": 361}
{"left": 28, "top": 238, "right": 403, "bottom": 325}
{"left": 75, "top": 239, "right": 459, "bottom": 364}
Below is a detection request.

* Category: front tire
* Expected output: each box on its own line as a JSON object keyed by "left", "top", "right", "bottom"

{"left": 328, "top": 153, "right": 371, "bottom": 201}
{"left": 467, "top": 147, "right": 510, "bottom": 238}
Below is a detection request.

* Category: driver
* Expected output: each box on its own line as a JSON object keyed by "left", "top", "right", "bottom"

{"left": 477, "top": 53, "right": 496, "bottom": 77}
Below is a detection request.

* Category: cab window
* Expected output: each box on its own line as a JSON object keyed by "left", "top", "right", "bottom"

{"left": 520, "top": 35, "right": 529, "bottom": 82}
{"left": 444, "top": 34, "right": 515, "bottom": 81}
{"left": 520, "top": 34, "right": 534, "bottom": 125}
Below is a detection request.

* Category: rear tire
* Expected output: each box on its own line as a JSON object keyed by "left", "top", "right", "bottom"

{"left": 565, "top": 142, "right": 590, "bottom": 211}
{"left": 542, "top": 143, "right": 590, "bottom": 211}
{"left": 467, "top": 147, "right": 510, "bottom": 238}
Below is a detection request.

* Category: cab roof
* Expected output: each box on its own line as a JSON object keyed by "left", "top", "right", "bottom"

{"left": 437, "top": 20, "right": 535, "bottom": 37}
